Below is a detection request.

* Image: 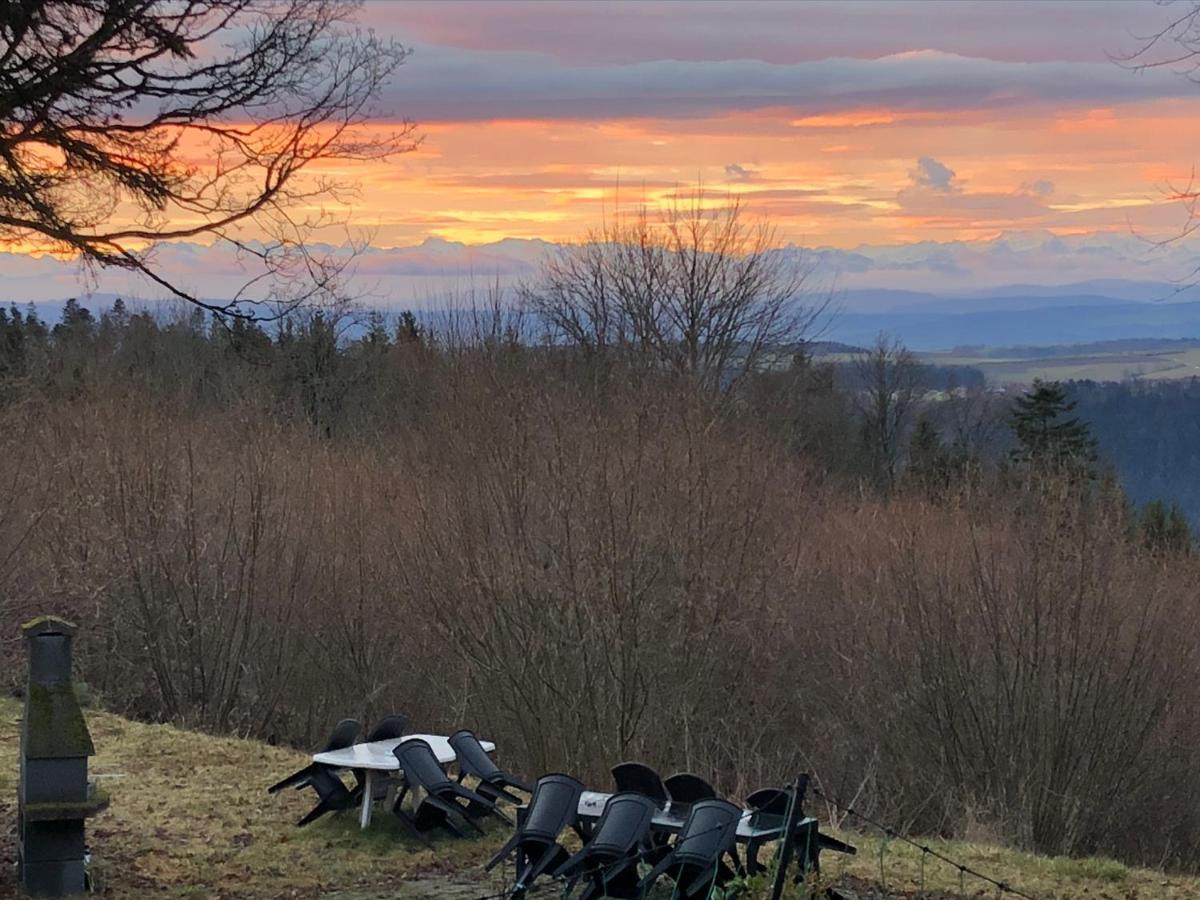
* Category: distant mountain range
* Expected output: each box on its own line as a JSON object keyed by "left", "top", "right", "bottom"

{"left": 822, "top": 287, "right": 1200, "bottom": 350}
{"left": 14, "top": 279, "right": 1200, "bottom": 353}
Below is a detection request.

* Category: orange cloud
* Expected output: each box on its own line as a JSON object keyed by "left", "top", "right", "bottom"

{"left": 792, "top": 111, "right": 898, "bottom": 128}
{"left": 8, "top": 94, "right": 1199, "bottom": 254}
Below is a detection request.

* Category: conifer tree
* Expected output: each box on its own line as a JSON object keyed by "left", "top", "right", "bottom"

{"left": 53, "top": 298, "right": 96, "bottom": 344}
{"left": 1010, "top": 380, "right": 1097, "bottom": 472}
{"left": 0, "top": 306, "right": 24, "bottom": 379}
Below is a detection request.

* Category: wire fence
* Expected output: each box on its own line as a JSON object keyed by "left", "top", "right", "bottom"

{"left": 809, "top": 784, "right": 1039, "bottom": 900}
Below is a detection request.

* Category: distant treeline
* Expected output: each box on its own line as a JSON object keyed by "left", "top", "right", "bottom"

{"left": 1072, "top": 379, "right": 1200, "bottom": 523}
{"left": 950, "top": 337, "right": 1200, "bottom": 359}
{"left": 0, "top": 298, "right": 1188, "bottom": 517}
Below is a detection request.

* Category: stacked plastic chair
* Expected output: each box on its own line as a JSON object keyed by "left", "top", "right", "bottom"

{"left": 450, "top": 728, "right": 533, "bottom": 805}
{"left": 637, "top": 798, "right": 744, "bottom": 898}
{"left": 485, "top": 773, "right": 584, "bottom": 896}
{"left": 554, "top": 792, "right": 658, "bottom": 900}
{"left": 392, "top": 738, "right": 508, "bottom": 839}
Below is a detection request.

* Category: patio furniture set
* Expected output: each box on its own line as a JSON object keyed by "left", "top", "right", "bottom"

{"left": 268, "top": 716, "right": 856, "bottom": 898}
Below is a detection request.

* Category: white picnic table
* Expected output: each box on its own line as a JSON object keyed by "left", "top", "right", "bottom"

{"left": 576, "top": 790, "right": 816, "bottom": 842}
{"left": 313, "top": 733, "right": 496, "bottom": 829}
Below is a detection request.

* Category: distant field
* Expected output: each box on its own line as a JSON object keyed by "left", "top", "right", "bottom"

{"left": 921, "top": 347, "right": 1200, "bottom": 385}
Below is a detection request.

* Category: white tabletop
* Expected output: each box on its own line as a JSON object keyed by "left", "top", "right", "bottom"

{"left": 312, "top": 734, "right": 496, "bottom": 771}
{"left": 577, "top": 790, "right": 814, "bottom": 841}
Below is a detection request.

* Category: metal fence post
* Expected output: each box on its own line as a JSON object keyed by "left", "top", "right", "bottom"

{"left": 769, "top": 774, "right": 809, "bottom": 900}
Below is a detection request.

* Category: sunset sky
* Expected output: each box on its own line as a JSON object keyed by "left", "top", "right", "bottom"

{"left": 347, "top": 0, "right": 1199, "bottom": 247}
{"left": 7, "top": 0, "right": 1200, "bottom": 303}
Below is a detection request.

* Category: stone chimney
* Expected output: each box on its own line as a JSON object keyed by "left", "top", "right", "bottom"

{"left": 18, "top": 616, "right": 107, "bottom": 896}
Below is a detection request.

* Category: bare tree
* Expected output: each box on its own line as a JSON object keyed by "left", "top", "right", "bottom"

{"left": 522, "top": 189, "right": 822, "bottom": 391}
{"left": 1117, "top": 2, "right": 1200, "bottom": 285}
{"left": 0, "top": 0, "right": 415, "bottom": 318}
{"left": 853, "top": 333, "right": 923, "bottom": 492}
{"left": 941, "top": 384, "right": 1009, "bottom": 462}
{"left": 1118, "top": 1, "right": 1200, "bottom": 77}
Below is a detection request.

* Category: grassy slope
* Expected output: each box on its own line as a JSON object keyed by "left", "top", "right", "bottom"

{"left": 2, "top": 697, "right": 1197, "bottom": 899}
{"left": 0, "top": 697, "right": 505, "bottom": 899}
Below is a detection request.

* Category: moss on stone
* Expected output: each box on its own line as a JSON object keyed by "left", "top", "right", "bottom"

{"left": 21, "top": 787, "right": 110, "bottom": 821}
{"left": 21, "top": 615, "right": 78, "bottom": 635}
{"left": 24, "top": 682, "right": 94, "bottom": 758}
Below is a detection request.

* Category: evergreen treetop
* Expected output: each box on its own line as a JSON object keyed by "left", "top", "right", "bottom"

{"left": 1010, "top": 379, "right": 1097, "bottom": 471}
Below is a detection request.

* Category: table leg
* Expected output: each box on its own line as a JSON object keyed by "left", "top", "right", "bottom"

{"left": 359, "top": 770, "right": 374, "bottom": 829}
{"left": 384, "top": 779, "right": 398, "bottom": 812}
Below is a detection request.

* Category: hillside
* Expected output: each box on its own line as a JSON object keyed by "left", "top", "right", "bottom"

{"left": 922, "top": 344, "right": 1200, "bottom": 385}
{"left": 1, "top": 698, "right": 1196, "bottom": 899}
{"left": 828, "top": 301, "right": 1200, "bottom": 352}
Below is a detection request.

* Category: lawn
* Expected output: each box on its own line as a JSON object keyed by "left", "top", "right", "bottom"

{"left": 2, "top": 696, "right": 1197, "bottom": 899}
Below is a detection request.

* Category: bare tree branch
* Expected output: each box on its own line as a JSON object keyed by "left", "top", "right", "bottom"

{"left": 521, "top": 187, "right": 826, "bottom": 392}
{"left": 0, "top": 0, "right": 416, "bottom": 319}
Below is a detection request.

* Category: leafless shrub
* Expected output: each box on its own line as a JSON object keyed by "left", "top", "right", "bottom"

{"left": 521, "top": 190, "right": 824, "bottom": 393}
{"left": 2, "top": 339, "right": 1199, "bottom": 870}
{"left": 852, "top": 334, "right": 924, "bottom": 492}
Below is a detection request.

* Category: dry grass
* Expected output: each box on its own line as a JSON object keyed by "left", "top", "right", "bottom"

{"left": 814, "top": 831, "right": 1200, "bottom": 899}
{"left": 0, "top": 697, "right": 508, "bottom": 899}
{"left": 2, "top": 696, "right": 1198, "bottom": 899}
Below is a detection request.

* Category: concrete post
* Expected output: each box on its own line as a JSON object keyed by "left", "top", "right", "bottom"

{"left": 18, "top": 616, "right": 107, "bottom": 896}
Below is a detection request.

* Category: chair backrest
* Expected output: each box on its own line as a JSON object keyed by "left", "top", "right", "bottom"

{"left": 746, "top": 787, "right": 789, "bottom": 815}
{"left": 611, "top": 761, "right": 669, "bottom": 807}
{"left": 321, "top": 718, "right": 362, "bottom": 753}
{"left": 366, "top": 714, "right": 409, "bottom": 743}
{"left": 449, "top": 729, "right": 502, "bottom": 780}
{"left": 521, "top": 773, "right": 585, "bottom": 842}
{"left": 664, "top": 772, "right": 717, "bottom": 807}
{"left": 672, "top": 799, "right": 743, "bottom": 867}
{"left": 587, "top": 791, "right": 658, "bottom": 857}
{"left": 393, "top": 738, "right": 453, "bottom": 792}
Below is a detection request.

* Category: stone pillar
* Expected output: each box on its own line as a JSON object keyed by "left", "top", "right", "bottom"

{"left": 18, "top": 616, "right": 107, "bottom": 896}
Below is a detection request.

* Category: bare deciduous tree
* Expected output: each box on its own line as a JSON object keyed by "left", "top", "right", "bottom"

{"left": 0, "top": 0, "right": 414, "bottom": 318}
{"left": 853, "top": 333, "right": 924, "bottom": 492}
{"left": 522, "top": 189, "right": 823, "bottom": 391}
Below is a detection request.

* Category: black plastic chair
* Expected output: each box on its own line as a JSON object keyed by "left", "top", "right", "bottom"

{"left": 611, "top": 761, "right": 669, "bottom": 808}
{"left": 449, "top": 728, "right": 532, "bottom": 805}
{"left": 637, "top": 798, "right": 744, "bottom": 898}
{"left": 612, "top": 761, "right": 674, "bottom": 861}
{"left": 267, "top": 718, "right": 361, "bottom": 794}
{"left": 392, "top": 738, "right": 509, "bottom": 838}
{"left": 746, "top": 787, "right": 788, "bottom": 814}
{"left": 366, "top": 713, "right": 410, "bottom": 742}
{"left": 554, "top": 792, "right": 658, "bottom": 900}
{"left": 664, "top": 772, "right": 717, "bottom": 812}
{"left": 350, "top": 713, "right": 411, "bottom": 802}
{"left": 267, "top": 718, "right": 361, "bottom": 826}
{"left": 744, "top": 786, "right": 855, "bottom": 876}
{"left": 485, "top": 773, "right": 584, "bottom": 894}
{"left": 295, "top": 767, "right": 359, "bottom": 826}
{"left": 744, "top": 787, "right": 790, "bottom": 874}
